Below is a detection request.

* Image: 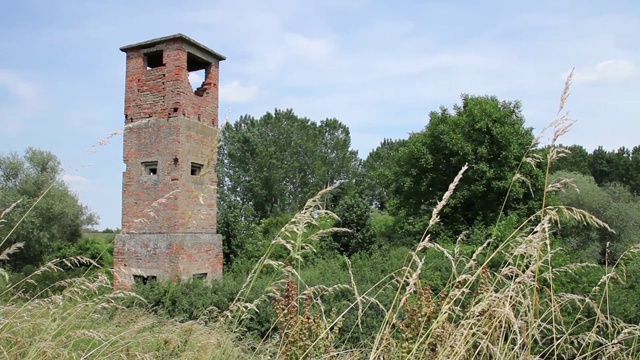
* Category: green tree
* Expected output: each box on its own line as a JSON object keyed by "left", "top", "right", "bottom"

{"left": 589, "top": 146, "right": 613, "bottom": 186}
{"left": 217, "top": 189, "right": 259, "bottom": 265}
{"left": 629, "top": 145, "right": 640, "bottom": 196}
{"left": 321, "top": 182, "right": 374, "bottom": 256}
{"left": 217, "top": 109, "right": 361, "bottom": 263}
{"left": 0, "top": 147, "right": 97, "bottom": 271}
{"left": 589, "top": 146, "right": 634, "bottom": 188}
{"left": 551, "top": 144, "right": 590, "bottom": 175}
{"left": 391, "top": 95, "right": 544, "bottom": 237}
{"left": 218, "top": 109, "right": 359, "bottom": 219}
{"left": 553, "top": 171, "right": 640, "bottom": 264}
{"left": 317, "top": 118, "right": 361, "bottom": 188}
{"left": 362, "top": 138, "right": 405, "bottom": 211}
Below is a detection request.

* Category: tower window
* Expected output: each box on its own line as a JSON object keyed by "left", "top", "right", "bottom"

{"left": 190, "top": 162, "right": 203, "bottom": 176}
{"left": 192, "top": 273, "right": 207, "bottom": 281}
{"left": 144, "top": 50, "right": 164, "bottom": 69}
{"left": 142, "top": 161, "right": 158, "bottom": 176}
{"left": 133, "top": 275, "right": 157, "bottom": 285}
{"left": 187, "top": 51, "right": 211, "bottom": 96}
{"left": 189, "top": 69, "right": 206, "bottom": 91}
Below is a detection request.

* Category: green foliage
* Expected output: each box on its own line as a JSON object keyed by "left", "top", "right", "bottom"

{"left": 135, "top": 263, "right": 278, "bottom": 338}
{"left": 217, "top": 109, "right": 361, "bottom": 265}
{"left": 133, "top": 246, "right": 454, "bottom": 349}
{"left": 551, "top": 144, "right": 591, "bottom": 175}
{"left": 0, "top": 147, "right": 98, "bottom": 271}
{"left": 218, "top": 109, "right": 359, "bottom": 220}
{"left": 368, "top": 209, "right": 395, "bottom": 243}
{"left": 362, "top": 138, "right": 405, "bottom": 211}
{"left": 390, "top": 95, "right": 544, "bottom": 237}
{"left": 323, "top": 182, "right": 374, "bottom": 256}
{"left": 135, "top": 278, "right": 239, "bottom": 321}
{"left": 218, "top": 189, "right": 260, "bottom": 265}
{"left": 607, "top": 256, "right": 640, "bottom": 324}
{"left": 553, "top": 171, "right": 640, "bottom": 264}
{"left": 5, "top": 235, "right": 114, "bottom": 298}
{"left": 53, "top": 235, "right": 114, "bottom": 268}
{"left": 587, "top": 145, "right": 640, "bottom": 196}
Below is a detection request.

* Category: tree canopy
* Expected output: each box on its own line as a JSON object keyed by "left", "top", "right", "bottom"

{"left": 218, "top": 109, "right": 360, "bottom": 219}
{"left": 217, "top": 109, "right": 362, "bottom": 262}
{"left": 0, "top": 147, "right": 97, "bottom": 271}
{"left": 388, "top": 95, "right": 544, "bottom": 236}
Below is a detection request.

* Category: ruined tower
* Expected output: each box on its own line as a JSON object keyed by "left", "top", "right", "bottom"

{"left": 113, "top": 34, "right": 225, "bottom": 289}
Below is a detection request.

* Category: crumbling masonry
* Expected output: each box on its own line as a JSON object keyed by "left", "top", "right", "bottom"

{"left": 113, "top": 34, "right": 225, "bottom": 290}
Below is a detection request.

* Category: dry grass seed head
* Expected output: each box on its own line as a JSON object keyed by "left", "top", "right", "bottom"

{"left": 558, "top": 68, "right": 575, "bottom": 115}
{"left": 0, "top": 199, "right": 21, "bottom": 221}
{"left": 0, "top": 242, "right": 24, "bottom": 261}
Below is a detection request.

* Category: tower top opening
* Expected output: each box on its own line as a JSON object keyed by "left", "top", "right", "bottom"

{"left": 120, "top": 33, "right": 226, "bottom": 67}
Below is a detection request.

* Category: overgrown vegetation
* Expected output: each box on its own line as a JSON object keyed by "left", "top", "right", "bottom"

{"left": 2, "top": 71, "right": 640, "bottom": 358}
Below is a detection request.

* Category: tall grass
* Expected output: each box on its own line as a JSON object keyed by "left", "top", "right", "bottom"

{"left": 1, "top": 70, "right": 640, "bottom": 359}
{"left": 0, "top": 259, "right": 250, "bottom": 358}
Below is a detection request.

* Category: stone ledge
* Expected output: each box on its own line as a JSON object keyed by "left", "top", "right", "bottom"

{"left": 119, "top": 33, "right": 226, "bottom": 62}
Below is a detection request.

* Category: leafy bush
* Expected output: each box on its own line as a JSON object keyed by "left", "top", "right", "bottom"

{"left": 553, "top": 171, "right": 640, "bottom": 263}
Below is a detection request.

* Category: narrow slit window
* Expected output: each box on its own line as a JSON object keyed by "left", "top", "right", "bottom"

{"left": 192, "top": 273, "right": 207, "bottom": 281}
{"left": 142, "top": 161, "right": 158, "bottom": 176}
{"left": 144, "top": 50, "right": 163, "bottom": 69}
{"left": 190, "top": 162, "right": 203, "bottom": 176}
{"left": 133, "top": 275, "right": 157, "bottom": 285}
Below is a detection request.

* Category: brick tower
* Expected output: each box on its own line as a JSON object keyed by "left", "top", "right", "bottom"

{"left": 113, "top": 34, "right": 225, "bottom": 290}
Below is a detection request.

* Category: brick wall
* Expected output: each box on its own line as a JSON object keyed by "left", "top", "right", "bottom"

{"left": 121, "top": 118, "right": 218, "bottom": 233}
{"left": 113, "top": 233, "right": 223, "bottom": 290}
{"left": 123, "top": 39, "right": 220, "bottom": 126}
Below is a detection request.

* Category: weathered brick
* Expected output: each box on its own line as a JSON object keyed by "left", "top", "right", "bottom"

{"left": 113, "top": 34, "right": 226, "bottom": 290}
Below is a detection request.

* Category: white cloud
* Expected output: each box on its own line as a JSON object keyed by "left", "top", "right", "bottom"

{"left": 220, "top": 81, "right": 259, "bottom": 102}
{"left": 0, "top": 69, "right": 40, "bottom": 134}
{"left": 63, "top": 174, "right": 90, "bottom": 185}
{"left": 284, "top": 33, "right": 334, "bottom": 60}
{"left": 191, "top": 73, "right": 259, "bottom": 103}
{"left": 569, "top": 60, "right": 639, "bottom": 85}
{"left": 0, "top": 69, "right": 37, "bottom": 98}
{"left": 188, "top": 71, "right": 204, "bottom": 89}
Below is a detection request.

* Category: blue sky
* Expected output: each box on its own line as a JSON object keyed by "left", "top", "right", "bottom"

{"left": 0, "top": 0, "right": 639, "bottom": 230}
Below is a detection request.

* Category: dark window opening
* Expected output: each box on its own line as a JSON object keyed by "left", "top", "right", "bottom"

{"left": 133, "top": 275, "right": 157, "bottom": 285}
{"left": 187, "top": 52, "right": 211, "bottom": 95}
{"left": 192, "top": 273, "right": 207, "bottom": 281}
{"left": 186, "top": 52, "right": 210, "bottom": 72}
{"left": 144, "top": 50, "right": 164, "bottom": 69}
{"left": 191, "top": 162, "right": 203, "bottom": 176}
{"left": 142, "top": 161, "right": 158, "bottom": 176}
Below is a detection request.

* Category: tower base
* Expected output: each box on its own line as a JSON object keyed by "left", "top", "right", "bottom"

{"left": 113, "top": 233, "right": 223, "bottom": 290}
